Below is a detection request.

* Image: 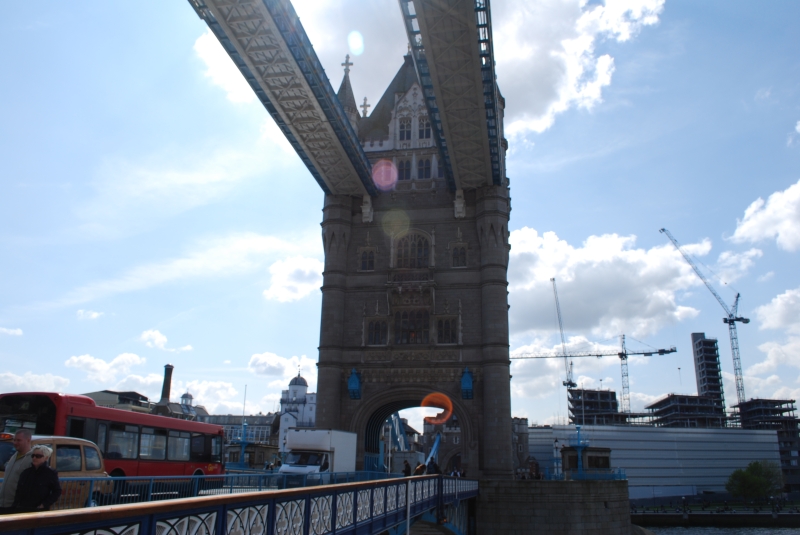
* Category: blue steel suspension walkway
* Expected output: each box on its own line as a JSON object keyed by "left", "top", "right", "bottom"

{"left": 0, "top": 475, "right": 479, "bottom": 535}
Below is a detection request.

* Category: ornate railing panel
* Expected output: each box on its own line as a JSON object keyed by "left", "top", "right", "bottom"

{"left": 0, "top": 476, "right": 477, "bottom": 535}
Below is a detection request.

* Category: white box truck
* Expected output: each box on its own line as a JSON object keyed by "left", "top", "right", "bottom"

{"left": 279, "top": 429, "right": 357, "bottom": 475}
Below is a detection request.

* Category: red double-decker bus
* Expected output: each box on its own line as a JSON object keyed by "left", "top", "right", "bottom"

{"left": 0, "top": 392, "right": 224, "bottom": 477}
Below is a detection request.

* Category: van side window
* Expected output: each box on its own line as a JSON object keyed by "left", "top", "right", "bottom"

{"left": 108, "top": 424, "right": 139, "bottom": 459}
{"left": 56, "top": 445, "right": 82, "bottom": 472}
{"left": 168, "top": 431, "right": 190, "bottom": 461}
{"left": 84, "top": 446, "right": 102, "bottom": 470}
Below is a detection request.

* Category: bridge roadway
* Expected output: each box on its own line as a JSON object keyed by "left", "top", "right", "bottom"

{"left": 0, "top": 475, "right": 479, "bottom": 535}
{"left": 188, "top": 0, "right": 501, "bottom": 196}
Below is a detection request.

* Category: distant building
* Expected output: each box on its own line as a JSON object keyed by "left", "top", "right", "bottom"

{"left": 423, "top": 412, "right": 462, "bottom": 473}
{"left": 277, "top": 373, "right": 316, "bottom": 453}
{"left": 530, "top": 424, "right": 781, "bottom": 499}
{"left": 645, "top": 393, "right": 726, "bottom": 428}
{"left": 692, "top": 333, "right": 725, "bottom": 405}
{"left": 568, "top": 389, "right": 636, "bottom": 426}
{"left": 735, "top": 398, "right": 800, "bottom": 491}
{"left": 82, "top": 390, "right": 153, "bottom": 413}
{"left": 512, "top": 417, "right": 531, "bottom": 477}
{"left": 151, "top": 364, "right": 209, "bottom": 420}
{"left": 198, "top": 413, "right": 277, "bottom": 445}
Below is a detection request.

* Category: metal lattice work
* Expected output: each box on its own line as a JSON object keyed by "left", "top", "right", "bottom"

{"left": 156, "top": 513, "right": 217, "bottom": 535}
{"left": 187, "top": 0, "right": 375, "bottom": 197}
{"left": 399, "top": 0, "right": 503, "bottom": 190}
{"left": 227, "top": 505, "right": 268, "bottom": 535}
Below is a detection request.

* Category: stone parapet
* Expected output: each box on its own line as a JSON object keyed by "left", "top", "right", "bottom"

{"left": 477, "top": 480, "right": 631, "bottom": 535}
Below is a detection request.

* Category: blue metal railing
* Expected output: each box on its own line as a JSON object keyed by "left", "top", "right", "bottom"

{"left": 0, "top": 472, "right": 402, "bottom": 510}
{"left": 0, "top": 475, "right": 480, "bottom": 535}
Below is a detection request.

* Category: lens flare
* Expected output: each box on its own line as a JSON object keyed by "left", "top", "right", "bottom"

{"left": 421, "top": 392, "right": 453, "bottom": 425}
{"left": 348, "top": 31, "right": 364, "bottom": 56}
{"left": 372, "top": 159, "right": 397, "bottom": 191}
{"left": 381, "top": 209, "right": 410, "bottom": 238}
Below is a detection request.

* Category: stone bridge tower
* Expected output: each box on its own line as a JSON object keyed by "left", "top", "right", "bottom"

{"left": 316, "top": 55, "right": 513, "bottom": 479}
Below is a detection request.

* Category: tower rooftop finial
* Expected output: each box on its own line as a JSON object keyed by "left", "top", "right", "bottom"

{"left": 360, "top": 96, "right": 371, "bottom": 117}
{"left": 342, "top": 54, "right": 353, "bottom": 75}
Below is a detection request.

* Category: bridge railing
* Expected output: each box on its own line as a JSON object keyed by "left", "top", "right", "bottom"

{"left": 0, "top": 475, "right": 479, "bottom": 535}
{"left": 0, "top": 472, "right": 401, "bottom": 510}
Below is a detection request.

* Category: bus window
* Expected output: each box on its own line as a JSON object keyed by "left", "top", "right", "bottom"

{"left": 140, "top": 427, "right": 167, "bottom": 460}
{"left": 211, "top": 436, "right": 222, "bottom": 463}
{"left": 108, "top": 424, "right": 139, "bottom": 459}
{"left": 0, "top": 395, "right": 57, "bottom": 435}
{"left": 67, "top": 418, "right": 85, "bottom": 439}
{"left": 56, "top": 445, "right": 82, "bottom": 472}
{"left": 190, "top": 433, "right": 208, "bottom": 462}
{"left": 97, "top": 423, "right": 107, "bottom": 453}
{"left": 84, "top": 445, "right": 102, "bottom": 471}
{"left": 168, "top": 431, "right": 190, "bottom": 461}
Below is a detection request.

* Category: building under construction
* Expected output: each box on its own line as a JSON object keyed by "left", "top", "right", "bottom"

{"left": 568, "top": 389, "right": 645, "bottom": 426}
{"left": 735, "top": 398, "right": 800, "bottom": 490}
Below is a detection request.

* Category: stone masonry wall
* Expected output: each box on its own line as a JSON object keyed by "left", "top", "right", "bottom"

{"left": 477, "top": 480, "right": 631, "bottom": 535}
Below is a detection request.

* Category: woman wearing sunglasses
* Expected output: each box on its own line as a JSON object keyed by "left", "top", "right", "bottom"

{"left": 12, "top": 445, "right": 62, "bottom": 513}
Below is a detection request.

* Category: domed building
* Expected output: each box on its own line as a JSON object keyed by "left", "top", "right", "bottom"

{"left": 277, "top": 372, "right": 317, "bottom": 454}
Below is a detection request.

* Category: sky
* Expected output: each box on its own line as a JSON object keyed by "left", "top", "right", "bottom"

{"left": 1, "top": 1, "right": 799, "bottom": 432}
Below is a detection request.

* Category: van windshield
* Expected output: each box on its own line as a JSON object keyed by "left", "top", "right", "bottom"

{"left": 285, "top": 451, "right": 322, "bottom": 466}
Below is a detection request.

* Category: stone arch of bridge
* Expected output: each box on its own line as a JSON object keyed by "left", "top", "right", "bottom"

{"left": 348, "top": 386, "right": 474, "bottom": 465}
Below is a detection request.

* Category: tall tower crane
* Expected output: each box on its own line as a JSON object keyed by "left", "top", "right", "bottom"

{"left": 551, "top": 278, "right": 576, "bottom": 388}
{"left": 660, "top": 228, "right": 749, "bottom": 405}
{"left": 512, "top": 336, "right": 676, "bottom": 413}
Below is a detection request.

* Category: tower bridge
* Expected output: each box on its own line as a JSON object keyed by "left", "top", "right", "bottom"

{"left": 188, "top": 0, "right": 513, "bottom": 479}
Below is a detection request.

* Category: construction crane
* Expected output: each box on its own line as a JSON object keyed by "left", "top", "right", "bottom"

{"left": 512, "top": 336, "right": 676, "bottom": 413}
{"left": 551, "top": 277, "right": 576, "bottom": 388}
{"left": 660, "top": 227, "right": 749, "bottom": 405}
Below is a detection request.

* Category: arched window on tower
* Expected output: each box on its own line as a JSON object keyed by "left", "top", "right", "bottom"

{"left": 419, "top": 117, "right": 431, "bottom": 139}
{"left": 396, "top": 234, "right": 430, "bottom": 269}
{"left": 368, "top": 321, "right": 387, "bottom": 345}
{"left": 452, "top": 247, "right": 466, "bottom": 268}
{"left": 398, "top": 160, "right": 411, "bottom": 181}
{"left": 361, "top": 251, "right": 375, "bottom": 271}
{"left": 394, "top": 310, "right": 430, "bottom": 344}
{"left": 399, "top": 118, "right": 411, "bottom": 141}
{"left": 417, "top": 158, "right": 431, "bottom": 179}
{"left": 437, "top": 318, "right": 458, "bottom": 344}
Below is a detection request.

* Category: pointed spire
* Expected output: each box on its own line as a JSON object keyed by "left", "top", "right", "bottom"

{"left": 337, "top": 54, "right": 360, "bottom": 131}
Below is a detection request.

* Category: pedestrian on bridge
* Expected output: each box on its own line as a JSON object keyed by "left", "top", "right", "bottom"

{"left": 12, "top": 445, "right": 61, "bottom": 513}
{"left": 403, "top": 460, "right": 412, "bottom": 477}
{"left": 413, "top": 462, "right": 425, "bottom": 475}
{"left": 0, "top": 429, "right": 33, "bottom": 514}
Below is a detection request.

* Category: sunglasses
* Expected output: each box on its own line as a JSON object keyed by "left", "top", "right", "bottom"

{"left": 31, "top": 454, "right": 45, "bottom": 459}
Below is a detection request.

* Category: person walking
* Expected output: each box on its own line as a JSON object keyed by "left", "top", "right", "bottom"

{"left": 12, "top": 445, "right": 62, "bottom": 512}
{"left": 0, "top": 429, "right": 33, "bottom": 514}
{"left": 403, "top": 460, "right": 412, "bottom": 477}
{"left": 413, "top": 462, "right": 425, "bottom": 475}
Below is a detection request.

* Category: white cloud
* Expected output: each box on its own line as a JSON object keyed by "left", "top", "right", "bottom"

{"left": 758, "top": 271, "right": 774, "bottom": 282}
{"left": 248, "top": 352, "right": 318, "bottom": 390}
{"left": 508, "top": 227, "right": 703, "bottom": 338}
{"left": 0, "top": 327, "right": 23, "bottom": 336}
{"left": 731, "top": 179, "right": 800, "bottom": 251}
{"left": 140, "top": 330, "right": 192, "bottom": 353}
{"left": 263, "top": 257, "right": 324, "bottom": 302}
{"left": 493, "top": 0, "right": 665, "bottom": 135}
{"left": 77, "top": 309, "right": 104, "bottom": 320}
{"left": 64, "top": 353, "right": 146, "bottom": 383}
{"left": 48, "top": 232, "right": 315, "bottom": 308}
{"left": 714, "top": 248, "right": 762, "bottom": 283}
{"left": 796, "top": 121, "right": 800, "bottom": 134}
{"left": 755, "top": 287, "right": 800, "bottom": 333}
{"left": 223, "top": 360, "right": 231, "bottom": 365}
{"left": 0, "top": 372, "right": 70, "bottom": 393}
{"left": 194, "top": 30, "right": 256, "bottom": 104}
{"left": 113, "top": 373, "right": 165, "bottom": 399}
